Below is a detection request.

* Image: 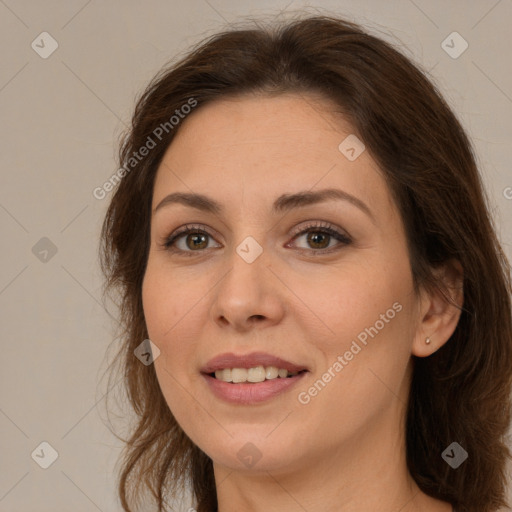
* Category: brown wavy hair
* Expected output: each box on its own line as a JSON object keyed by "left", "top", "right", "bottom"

{"left": 99, "top": 11, "right": 512, "bottom": 512}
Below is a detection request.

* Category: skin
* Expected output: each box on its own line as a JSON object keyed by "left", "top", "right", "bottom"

{"left": 142, "top": 92, "right": 463, "bottom": 512}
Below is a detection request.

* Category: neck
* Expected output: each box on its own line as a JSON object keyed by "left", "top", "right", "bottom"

{"left": 212, "top": 400, "right": 452, "bottom": 512}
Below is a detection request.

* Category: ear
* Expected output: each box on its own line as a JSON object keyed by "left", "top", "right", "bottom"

{"left": 412, "top": 258, "right": 464, "bottom": 357}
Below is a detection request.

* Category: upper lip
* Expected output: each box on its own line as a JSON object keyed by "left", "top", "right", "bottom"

{"left": 201, "top": 352, "right": 309, "bottom": 374}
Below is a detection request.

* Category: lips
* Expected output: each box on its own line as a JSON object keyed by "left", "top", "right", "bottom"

{"left": 200, "top": 351, "right": 309, "bottom": 374}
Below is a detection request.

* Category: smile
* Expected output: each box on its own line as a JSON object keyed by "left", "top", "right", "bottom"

{"left": 212, "top": 366, "right": 305, "bottom": 383}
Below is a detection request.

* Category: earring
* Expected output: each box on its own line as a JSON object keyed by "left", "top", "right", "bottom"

{"left": 425, "top": 337, "right": 432, "bottom": 344}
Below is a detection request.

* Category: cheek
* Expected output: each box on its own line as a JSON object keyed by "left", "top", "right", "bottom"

{"left": 142, "top": 266, "right": 173, "bottom": 338}
{"left": 307, "top": 258, "right": 411, "bottom": 351}
{"left": 142, "top": 260, "right": 201, "bottom": 370}
{"left": 294, "top": 285, "right": 415, "bottom": 442}
{"left": 143, "top": 256, "right": 199, "bottom": 337}
{"left": 307, "top": 261, "right": 416, "bottom": 408}
{"left": 314, "top": 262, "right": 415, "bottom": 384}
{"left": 142, "top": 262, "right": 207, "bottom": 429}
{"left": 141, "top": 255, "right": 224, "bottom": 405}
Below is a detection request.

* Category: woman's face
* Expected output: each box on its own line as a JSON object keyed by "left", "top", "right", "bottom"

{"left": 142, "top": 93, "right": 427, "bottom": 474}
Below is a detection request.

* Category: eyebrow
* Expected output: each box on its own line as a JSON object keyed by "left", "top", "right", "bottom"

{"left": 153, "top": 188, "right": 375, "bottom": 224}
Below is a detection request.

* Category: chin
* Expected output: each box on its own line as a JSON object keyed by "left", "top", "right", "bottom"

{"left": 200, "top": 434, "right": 305, "bottom": 474}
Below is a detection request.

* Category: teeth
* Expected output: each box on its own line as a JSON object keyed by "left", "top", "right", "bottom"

{"left": 265, "top": 366, "right": 279, "bottom": 379}
{"left": 232, "top": 368, "right": 248, "bottom": 383}
{"left": 247, "top": 366, "right": 266, "bottom": 382}
{"left": 214, "top": 368, "right": 232, "bottom": 382}
{"left": 214, "top": 366, "right": 300, "bottom": 383}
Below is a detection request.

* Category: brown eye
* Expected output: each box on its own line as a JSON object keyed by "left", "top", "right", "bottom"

{"left": 289, "top": 222, "right": 352, "bottom": 254}
{"left": 162, "top": 221, "right": 352, "bottom": 256}
{"left": 163, "top": 224, "right": 221, "bottom": 256}
{"left": 305, "top": 231, "right": 331, "bottom": 249}
{"left": 184, "top": 232, "right": 208, "bottom": 250}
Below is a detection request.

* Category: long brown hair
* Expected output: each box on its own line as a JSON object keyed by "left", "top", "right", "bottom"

{"left": 100, "top": 12, "right": 512, "bottom": 512}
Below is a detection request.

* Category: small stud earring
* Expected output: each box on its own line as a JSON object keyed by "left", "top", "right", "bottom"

{"left": 425, "top": 337, "right": 432, "bottom": 344}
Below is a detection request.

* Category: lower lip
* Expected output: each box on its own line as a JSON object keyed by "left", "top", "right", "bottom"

{"left": 201, "top": 372, "right": 308, "bottom": 405}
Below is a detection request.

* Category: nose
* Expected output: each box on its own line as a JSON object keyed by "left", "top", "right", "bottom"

{"left": 210, "top": 244, "right": 286, "bottom": 332}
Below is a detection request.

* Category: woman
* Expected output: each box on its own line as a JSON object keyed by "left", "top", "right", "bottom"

{"left": 100, "top": 13, "right": 512, "bottom": 512}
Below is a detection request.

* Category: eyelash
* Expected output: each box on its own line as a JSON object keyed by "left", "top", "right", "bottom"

{"left": 161, "top": 221, "right": 352, "bottom": 257}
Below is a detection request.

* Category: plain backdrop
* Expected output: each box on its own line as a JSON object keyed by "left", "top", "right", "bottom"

{"left": 1, "top": 1, "right": 511, "bottom": 511}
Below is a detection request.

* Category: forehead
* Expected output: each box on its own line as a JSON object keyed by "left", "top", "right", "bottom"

{"left": 152, "top": 93, "right": 397, "bottom": 223}
{"left": 165, "top": 92, "right": 357, "bottom": 165}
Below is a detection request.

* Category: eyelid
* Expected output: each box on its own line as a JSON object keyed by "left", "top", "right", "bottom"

{"left": 161, "top": 220, "right": 352, "bottom": 255}
{"left": 289, "top": 220, "right": 351, "bottom": 239}
{"left": 286, "top": 221, "right": 352, "bottom": 252}
{"left": 161, "top": 223, "right": 221, "bottom": 250}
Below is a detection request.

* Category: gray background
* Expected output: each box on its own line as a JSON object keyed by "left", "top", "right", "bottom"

{"left": 1, "top": 1, "right": 511, "bottom": 511}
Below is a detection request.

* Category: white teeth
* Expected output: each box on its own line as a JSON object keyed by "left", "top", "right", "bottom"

{"left": 213, "top": 366, "right": 301, "bottom": 383}
{"left": 215, "top": 369, "right": 232, "bottom": 382}
{"left": 265, "top": 366, "right": 279, "bottom": 379}
{"left": 247, "top": 366, "right": 266, "bottom": 382}
{"left": 231, "top": 368, "right": 248, "bottom": 383}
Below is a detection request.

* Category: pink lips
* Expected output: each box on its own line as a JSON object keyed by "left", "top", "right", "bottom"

{"left": 200, "top": 351, "right": 309, "bottom": 405}
{"left": 201, "top": 351, "right": 308, "bottom": 374}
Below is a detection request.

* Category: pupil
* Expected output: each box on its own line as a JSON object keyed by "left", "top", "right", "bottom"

{"left": 186, "top": 232, "right": 329, "bottom": 250}
{"left": 308, "top": 232, "right": 328, "bottom": 249}
{"left": 188, "top": 233, "right": 207, "bottom": 250}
